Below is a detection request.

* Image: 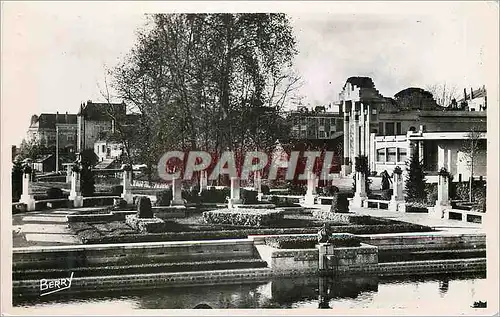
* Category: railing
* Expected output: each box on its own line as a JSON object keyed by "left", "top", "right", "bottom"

{"left": 362, "top": 199, "right": 390, "bottom": 209}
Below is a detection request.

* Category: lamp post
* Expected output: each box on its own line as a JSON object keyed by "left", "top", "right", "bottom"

{"left": 56, "top": 126, "right": 59, "bottom": 172}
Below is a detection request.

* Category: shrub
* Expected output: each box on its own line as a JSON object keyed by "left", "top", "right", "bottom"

{"left": 241, "top": 189, "right": 258, "bottom": 204}
{"left": 261, "top": 185, "right": 270, "bottom": 195}
{"left": 111, "top": 185, "right": 124, "bottom": 195}
{"left": 46, "top": 187, "right": 63, "bottom": 199}
{"left": 287, "top": 183, "right": 306, "bottom": 195}
{"left": 199, "top": 187, "right": 230, "bottom": 203}
{"left": 329, "top": 192, "right": 349, "bottom": 213}
{"left": 265, "top": 236, "right": 317, "bottom": 249}
{"left": 425, "top": 183, "right": 438, "bottom": 206}
{"left": 136, "top": 196, "right": 153, "bottom": 218}
{"left": 381, "top": 189, "right": 392, "bottom": 201}
{"left": 203, "top": 208, "right": 284, "bottom": 227}
{"left": 322, "top": 185, "right": 339, "bottom": 197}
{"left": 112, "top": 198, "right": 127, "bottom": 209}
{"left": 156, "top": 189, "right": 173, "bottom": 206}
{"left": 327, "top": 233, "right": 362, "bottom": 247}
{"left": 12, "top": 160, "right": 23, "bottom": 202}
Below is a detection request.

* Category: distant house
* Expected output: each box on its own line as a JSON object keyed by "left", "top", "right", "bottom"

{"left": 33, "top": 154, "right": 56, "bottom": 173}
{"left": 457, "top": 86, "right": 487, "bottom": 112}
{"left": 27, "top": 112, "right": 78, "bottom": 152}
{"left": 77, "top": 100, "right": 139, "bottom": 158}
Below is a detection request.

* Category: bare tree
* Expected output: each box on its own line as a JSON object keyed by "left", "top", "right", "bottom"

{"left": 426, "top": 83, "right": 458, "bottom": 108}
{"left": 460, "top": 125, "right": 484, "bottom": 202}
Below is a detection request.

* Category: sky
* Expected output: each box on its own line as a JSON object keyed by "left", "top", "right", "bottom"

{"left": 1, "top": 1, "right": 496, "bottom": 146}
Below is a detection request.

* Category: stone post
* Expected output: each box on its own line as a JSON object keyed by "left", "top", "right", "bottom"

{"left": 350, "top": 171, "right": 367, "bottom": 208}
{"left": 20, "top": 167, "right": 36, "bottom": 211}
{"left": 432, "top": 168, "right": 451, "bottom": 219}
{"left": 121, "top": 169, "right": 133, "bottom": 204}
{"left": 199, "top": 170, "right": 208, "bottom": 194}
{"left": 304, "top": 172, "right": 316, "bottom": 205}
{"left": 254, "top": 171, "right": 263, "bottom": 201}
{"left": 360, "top": 103, "right": 365, "bottom": 156}
{"left": 229, "top": 177, "right": 242, "bottom": 206}
{"left": 388, "top": 166, "right": 404, "bottom": 212}
{"left": 170, "top": 177, "right": 184, "bottom": 206}
{"left": 69, "top": 169, "right": 83, "bottom": 208}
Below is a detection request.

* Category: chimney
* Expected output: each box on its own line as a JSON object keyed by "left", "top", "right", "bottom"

{"left": 65, "top": 111, "right": 68, "bottom": 123}
{"left": 464, "top": 88, "right": 467, "bottom": 101}
{"left": 471, "top": 88, "right": 474, "bottom": 99}
{"left": 56, "top": 111, "right": 59, "bottom": 122}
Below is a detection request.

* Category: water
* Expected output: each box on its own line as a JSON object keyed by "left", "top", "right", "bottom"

{"left": 12, "top": 273, "right": 488, "bottom": 312}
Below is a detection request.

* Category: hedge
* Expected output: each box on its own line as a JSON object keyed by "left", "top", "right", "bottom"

{"left": 265, "top": 233, "right": 361, "bottom": 249}
{"left": 203, "top": 208, "right": 284, "bottom": 227}
{"left": 72, "top": 223, "right": 433, "bottom": 244}
{"left": 13, "top": 259, "right": 268, "bottom": 280}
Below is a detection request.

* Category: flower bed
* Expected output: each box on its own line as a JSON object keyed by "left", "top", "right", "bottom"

{"left": 265, "top": 233, "right": 361, "bottom": 249}
{"left": 203, "top": 208, "right": 284, "bottom": 227}
{"left": 69, "top": 220, "right": 433, "bottom": 244}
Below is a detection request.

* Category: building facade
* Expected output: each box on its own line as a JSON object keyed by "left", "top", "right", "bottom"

{"left": 338, "top": 77, "right": 487, "bottom": 182}
{"left": 27, "top": 112, "right": 78, "bottom": 151}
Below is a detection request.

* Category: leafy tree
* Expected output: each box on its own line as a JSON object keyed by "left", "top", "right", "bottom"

{"left": 405, "top": 152, "right": 427, "bottom": 203}
{"left": 18, "top": 138, "right": 51, "bottom": 161}
{"left": 108, "top": 13, "right": 300, "bottom": 184}
{"left": 460, "top": 125, "right": 484, "bottom": 202}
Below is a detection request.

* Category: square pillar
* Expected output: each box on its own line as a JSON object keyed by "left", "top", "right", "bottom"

{"left": 170, "top": 177, "right": 184, "bottom": 206}
{"left": 121, "top": 170, "right": 133, "bottom": 204}
{"left": 350, "top": 171, "right": 367, "bottom": 208}
{"left": 229, "top": 177, "right": 241, "bottom": 205}
{"left": 388, "top": 168, "right": 404, "bottom": 212}
{"left": 305, "top": 172, "right": 316, "bottom": 205}
{"left": 199, "top": 170, "right": 208, "bottom": 194}
{"left": 341, "top": 115, "right": 351, "bottom": 177}
{"left": 20, "top": 172, "right": 36, "bottom": 211}
{"left": 69, "top": 171, "right": 83, "bottom": 208}
{"left": 432, "top": 170, "right": 451, "bottom": 219}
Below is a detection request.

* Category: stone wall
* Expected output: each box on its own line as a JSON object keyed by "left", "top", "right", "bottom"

{"left": 270, "top": 249, "right": 319, "bottom": 274}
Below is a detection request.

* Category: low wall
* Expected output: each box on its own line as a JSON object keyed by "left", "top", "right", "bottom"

{"left": 378, "top": 258, "right": 486, "bottom": 276}
{"left": 13, "top": 239, "right": 256, "bottom": 270}
{"left": 323, "top": 243, "right": 379, "bottom": 275}
{"left": 13, "top": 268, "right": 273, "bottom": 298}
{"left": 270, "top": 248, "right": 319, "bottom": 274}
{"left": 358, "top": 232, "right": 486, "bottom": 251}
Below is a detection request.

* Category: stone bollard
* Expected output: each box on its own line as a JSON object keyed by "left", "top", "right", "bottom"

{"left": 69, "top": 170, "right": 83, "bottom": 208}
{"left": 388, "top": 167, "right": 404, "bottom": 212}
{"left": 229, "top": 177, "right": 242, "bottom": 206}
{"left": 20, "top": 167, "right": 35, "bottom": 211}
{"left": 304, "top": 171, "right": 317, "bottom": 205}
{"left": 121, "top": 168, "right": 134, "bottom": 205}
{"left": 350, "top": 171, "right": 367, "bottom": 208}
{"left": 432, "top": 168, "right": 451, "bottom": 219}
{"left": 170, "top": 177, "right": 185, "bottom": 206}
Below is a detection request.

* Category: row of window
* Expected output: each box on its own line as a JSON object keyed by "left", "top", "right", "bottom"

{"left": 290, "top": 130, "right": 338, "bottom": 139}
{"left": 376, "top": 147, "right": 408, "bottom": 163}
{"left": 292, "top": 125, "right": 336, "bottom": 132}
{"left": 378, "top": 122, "right": 402, "bottom": 136}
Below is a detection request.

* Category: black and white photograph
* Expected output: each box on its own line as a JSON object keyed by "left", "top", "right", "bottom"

{"left": 1, "top": 1, "right": 498, "bottom": 315}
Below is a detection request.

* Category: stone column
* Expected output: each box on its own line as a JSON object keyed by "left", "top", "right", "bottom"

{"left": 353, "top": 114, "right": 360, "bottom": 158}
{"left": 342, "top": 114, "right": 351, "bottom": 177}
{"left": 229, "top": 177, "right": 241, "bottom": 206}
{"left": 69, "top": 170, "right": 83, "bottom": 208}
{"left": 360, "top": 103, "right": 365, "bottom": 156}
{"left": 305, "top": 172, "right": 316, "bottom": 205}
{"left": 432, "top": 169, "right": 451, "bottom": 219}
{"left": 418, "top": 141, "right": 424, "bottom": 165}
{"left": 365, "top": 105, "right": 371, "bottom": 161}
{"left": 121, "top": 170, "right": 133, "bottom": 204}
{"left": 20, "top": 169, "right": 36, "bottom": 211}
{"left": 350, "top": 171, "right": 367, "bottom": 209}
{"left": 437, "top": 144, "right": 447, "bottom": 171}
{"left": 388, "top": 167, "right": 404, "bottom": 212}
{"left": 170, "top": 177, "right": 184, "bottom": 206}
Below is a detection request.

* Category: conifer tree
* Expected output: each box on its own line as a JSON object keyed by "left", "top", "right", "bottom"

{"left": 405, "top": 152, "right": 426, "bottom": 203}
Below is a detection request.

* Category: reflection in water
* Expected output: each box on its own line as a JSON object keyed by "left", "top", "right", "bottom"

{"left": 13, "top": 273, "right": 486, "bottom": 310}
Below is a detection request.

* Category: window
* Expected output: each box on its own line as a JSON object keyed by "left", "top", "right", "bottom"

{"left": 300, "top": 125, "right": 307, "bottom": 131}
{"left": 385, "top": 122, "right": 395, "bottom": 136}
{"left": 398, "top": 148, "right": 407, "bottom": 162}
{"left": 377, "top": 149, "right": 386, "bottom": 162}
{"left": 102, "top": 145, "right": 105, "bottom": 152}
{"left": 387, "top": 148, "right": 397, "bottom": 163}
{"left": 319, "top": 118, "right": 325, "bottom": 126}
{"left": 292, "top": 125, "right": 299, "bottom": 131}
{"left": 319, "top": 131, "right": 326, "bottom": 138}
{"left": 396, "top": 122, "right": 402, "bottom": 135}
{"left": 378, "top": 122, "right": 384, "bottom": 136}
{"left": 318, "top": 126, "right": 325, "bottom": 132}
